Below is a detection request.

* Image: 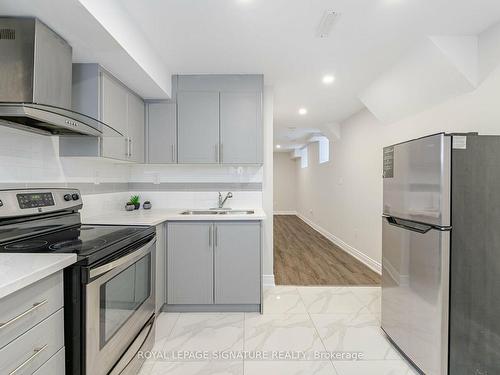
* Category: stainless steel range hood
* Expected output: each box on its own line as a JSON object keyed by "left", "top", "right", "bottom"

{"left": 0, "top": 17, "right": 119, "bottom": 137}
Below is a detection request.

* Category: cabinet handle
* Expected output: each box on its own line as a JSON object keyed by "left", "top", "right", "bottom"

{"left": 9, "top": 344, "right": 48, "bottom": 375}
{"left": 215, "top": 144, "right": 219, "bottom": 163}
{"left": 214, "top": 225, "right": 218, "bottom": 247}
{"left": 129, "top": 138, "right": 133, "bottom": 157}
{"left": 220, "top": 143, "right": 223, "bottom": 163}
{"left": 0, "top": 300, "right": 48, "bottom": 330}
{"left": 209, "top": 225, "right": 213, "bottom": 247}
{"left": 125, "top": 137, "right": 129, "bottom": 157}
{"left": 171, "top": 144, "right": 175, "bottom": 162}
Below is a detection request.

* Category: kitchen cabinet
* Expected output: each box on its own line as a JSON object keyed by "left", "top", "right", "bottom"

{"left": 174, "top": 74, "right": 263, "bottom": 165}
{"left": 166, "top": 221, "right": 261, "bottom": 310}
{"left": 177, "top": 91, "right": 220, "bottom": 164}
{"left": 155, "top": 223, "right": 166, "bottom": 313}
{"left": 220, "top": 92, "right": 262, "bottom": 164}
{"left": 60, "top": 64, "right": 145, "bottom": 162}
{"left": 100, "top": 71, "right": 128, "bottom": 160}
{"left": 214, "top": 222, "right": 261, "bottom": 304}
{"left": 127, "top": 93, "right": 146, "bottom": 163}
{"left": 167, "top": 222, "right": 214, "bottom": 305}
{"left": 0, "top": 272, "right": 65, "bottom": 374}
{"left": 147, "top": 102, "right": 177, "bottom": 164}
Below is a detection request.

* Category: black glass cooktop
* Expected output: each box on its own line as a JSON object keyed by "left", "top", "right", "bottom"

{"left": 0, "top": 224, "right": 154, "bottom": 264}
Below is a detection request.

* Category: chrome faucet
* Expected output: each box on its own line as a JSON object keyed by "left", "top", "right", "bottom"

{"left": 218, "top": 192, "right": 233, "bottom": 209}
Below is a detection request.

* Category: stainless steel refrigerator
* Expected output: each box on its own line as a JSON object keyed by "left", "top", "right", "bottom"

{"left": 381, "top": 132, "right": 500, "bottom": 375}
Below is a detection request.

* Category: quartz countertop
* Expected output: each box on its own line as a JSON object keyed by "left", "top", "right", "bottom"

{"left": 83, "top": 208, "right": 266, "bottom": 226}
{"left": 0, "top": 253, "right": 77, "bottom": 299}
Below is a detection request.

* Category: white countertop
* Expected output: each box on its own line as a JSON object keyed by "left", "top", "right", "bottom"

{"left": 83, "top": 208, "right": 266, "bottom": 226}
{"left": 0, "top": 253, "right": 77, "bottom": 299}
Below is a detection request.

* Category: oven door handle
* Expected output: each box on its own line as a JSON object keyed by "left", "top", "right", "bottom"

{"left": 89, "top": 237, "right": 156, "bottom": 279}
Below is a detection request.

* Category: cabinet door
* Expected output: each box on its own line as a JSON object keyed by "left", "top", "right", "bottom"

{"left": 100, "top": 72, "right": 128, "bottom": 160}
{"left": 220, "top": 92, "right": 262, "bottom": 164}
{"left": 167, "top": 222, "right": 214, "bottom": 304}
{"left": 127, "top": 93, "right": 145, "bottom": 163}
{"left": 147, "top": 102, "right": 177, "bottom": 163}
{"left": 214, "top": 222, "right": 261, "bottom": 304}
{"left": 155, "top": 224, "right": 166, "bottom": 313}
{"left": 177, "top": 91, "right": 219, "bottom": 164}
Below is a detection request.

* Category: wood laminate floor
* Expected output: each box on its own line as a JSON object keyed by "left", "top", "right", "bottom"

{"left": 274, "top": 215, "right": 380, "bottom": 286}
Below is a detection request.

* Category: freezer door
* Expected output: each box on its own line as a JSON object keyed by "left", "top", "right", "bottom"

{"left": 381, "top": 217, "right": 449, "bottom": 375}
{"left": 383, "top": 133, "right": 451, "bottom": 226}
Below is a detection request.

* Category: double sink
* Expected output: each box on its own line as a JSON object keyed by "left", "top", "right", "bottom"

{"left": 180, "top": 209, "right": 255, "bottom": 215}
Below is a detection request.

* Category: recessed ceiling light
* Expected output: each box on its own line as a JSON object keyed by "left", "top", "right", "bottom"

{"left": 298, "top": 108, "right": 308, "bottom": 115}
{"left": 322, "top": 75, "right": 335, "bottom": 84}
{"left": 276, "top": 144, "right": 281, "bottom": 149}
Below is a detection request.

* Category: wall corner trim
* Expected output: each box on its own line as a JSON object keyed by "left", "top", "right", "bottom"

{"left": 296, "top": 214, "right": 382, "bottom": 275}
{"left": 262, "top": 274, "right": 276, "bottom": 288}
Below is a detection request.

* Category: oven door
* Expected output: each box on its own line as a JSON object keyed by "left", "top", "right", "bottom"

{"left": 84, "top": 236, "right": 156, "bottom": 375}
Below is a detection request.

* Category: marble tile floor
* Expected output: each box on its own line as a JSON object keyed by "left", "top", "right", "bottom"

{"left": 138, "top": 286, "right": 418, "bottom": 375}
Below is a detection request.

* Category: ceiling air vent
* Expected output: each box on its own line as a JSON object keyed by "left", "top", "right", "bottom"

{"left": 316, "top": 10, "right": 338, "bottom": 38}
{"left": 0, "top": 28, "right": 15, "bottom": 40}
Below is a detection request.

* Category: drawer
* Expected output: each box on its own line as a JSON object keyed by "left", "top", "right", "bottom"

{"left": 33, "top": 347, "right": 65, "bottom": 375}
{"left": 0, "top": 272, "right": 63, "bottom": 349}
{"left": 0, "top": 309, "right": 64, "bottom": 375}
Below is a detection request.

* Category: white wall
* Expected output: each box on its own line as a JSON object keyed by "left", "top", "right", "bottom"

{"left": 295, "top": 65, "right": 500, "bottom": 272}
{"left": 0, "top": 126, "right": 130, "bottom": 184}
{"left": 273, "top": 152, "right": 297, "bottom": 214}
{"left": 262, "top": 86, "right": 275, "bottom": 286}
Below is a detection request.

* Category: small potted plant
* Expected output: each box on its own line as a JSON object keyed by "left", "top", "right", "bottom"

{"left": 128, "top": 195, "right": 141, "bottom": 210}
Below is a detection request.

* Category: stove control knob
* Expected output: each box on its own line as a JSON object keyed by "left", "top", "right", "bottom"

{"left": 0, "top": 199, "right": 3, "bottom": 207}
{"left": 64, "top": 194, "right": 72, "bottom": 202}
{"left": 72, "top": 193, "right": 80, "bottom": 201}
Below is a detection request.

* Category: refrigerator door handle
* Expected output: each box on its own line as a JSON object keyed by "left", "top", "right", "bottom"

{"left": 384, "top": 216, "right": 433, "bottom": 234}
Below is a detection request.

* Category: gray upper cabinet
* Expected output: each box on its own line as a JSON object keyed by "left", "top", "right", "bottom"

{"left": 127, "top": 93, "right": 146, "bottom": 163}
{"left": 220, "top": 92, "right": 262, "bottom": 164}
{"left": 173, "top": 74, "right": 264, "bottom": 165}
{"left": 60, "top": 63, "right": 145, "bottom": 162}
{"left": 177, "top": 91, "right": 220, "bottom": 164}
{"left": 167, "top": 222, "right": 214, "bottom": 305}
{"left": 214, "top": 222, "right": 261, "bottom": 304}
{"left": 147, "top": 102, "right": 177, "bottom": 164}
{"left": 100, "top": 72, "right": 128, "bottom": 160}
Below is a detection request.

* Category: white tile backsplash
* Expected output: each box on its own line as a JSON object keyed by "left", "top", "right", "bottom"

{"left": 129, "top": 164, "right": 263, "bottom": 183}
{"left": 0, "top": 126, "right": 264, "bottom": 217}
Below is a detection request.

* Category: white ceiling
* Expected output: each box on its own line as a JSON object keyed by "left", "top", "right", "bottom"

{"left": 4, "top": 0, "right": 500, "bottom": 150}
{"left": 118, "top": 0, "right": 500, "bottom": 150}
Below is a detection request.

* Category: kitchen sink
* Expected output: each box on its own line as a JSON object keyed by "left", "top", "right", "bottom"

{"left": 180, "top": 209, "right": 255, "bottom": 215}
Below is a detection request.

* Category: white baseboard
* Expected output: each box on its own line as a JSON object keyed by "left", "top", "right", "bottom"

{"left": 296, "top": 214, "right": 381, "bottom": 275}
{"left": 273, "top": 211, "right": 297, "bottom": 215}
{"left": 262, "top": 274, "right": 276, "bottom": 287}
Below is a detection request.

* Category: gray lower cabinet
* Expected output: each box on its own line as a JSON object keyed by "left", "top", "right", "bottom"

{"left": 167, "top": 221, "right": 261, "bottom": 310}
{"left": 155, "top": 223, "right": 166, "bottom": 312}
{"left": 177, "top": 91, "right": 220, "bottom": 164}
{"left": 167, "top": 222, "right": 214, "bottom": 305}
{"left": 147, "top": 102, "right": 177, "bottom": 164}
{"left": 220, "top": 92, "right": 262, "bottom": 164}
{"left": 214, "top": 222, "right": 261, "bottom": 304}
{"left": 0, "top": 271, "right": 65, "bottom": 374}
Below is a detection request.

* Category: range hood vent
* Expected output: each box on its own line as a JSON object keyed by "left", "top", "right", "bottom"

{"left": 0, "top": 17, "right": 119, "bottom": 137}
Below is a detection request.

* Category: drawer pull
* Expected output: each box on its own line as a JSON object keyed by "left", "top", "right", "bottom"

{"left": 9, "top": 344, "right": 48, "bottom": 375}
{"left": 0, "top": 300, "right": 48, "bottom": 330}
